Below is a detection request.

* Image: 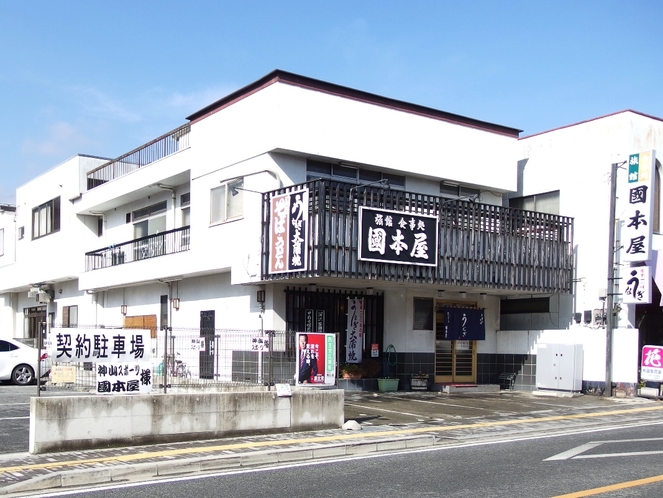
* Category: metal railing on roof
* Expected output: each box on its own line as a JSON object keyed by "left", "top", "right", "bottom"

{"left": 86, "top": 124, "right": 190, "bottom": 190}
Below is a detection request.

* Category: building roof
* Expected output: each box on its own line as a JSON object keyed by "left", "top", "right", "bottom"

{"left": 520, "top": 109, "right": 663, "bottom": 140}
{"left": 186, "top": 69, "right": 522, "bottom": 138}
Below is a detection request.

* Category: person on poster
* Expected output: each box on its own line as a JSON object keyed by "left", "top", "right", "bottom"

{"left": 297, "top": 333, "right": 318, "bottom": 384}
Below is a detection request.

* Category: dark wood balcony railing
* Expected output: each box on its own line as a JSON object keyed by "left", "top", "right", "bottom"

{"left": 261, "top": 180, "right": 574, "bottom": 293}
{"left": 85, "top": 226, "right": 190, "bottom": 271}
{"left": 86, "top": 124, "right": 190, "bottom": 190}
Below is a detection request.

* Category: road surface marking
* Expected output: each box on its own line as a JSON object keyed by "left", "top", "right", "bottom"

{"left": 545, "top": 443, "right": 602, "bottom": 461}
{"left": 546, "top": 436, "right": 663, "bottom": 460}
{"left": 2, "top": 404, "right": 663, "bottom": 474}
{"left": 552, "top": 473, "right": 663, "bottom": 497}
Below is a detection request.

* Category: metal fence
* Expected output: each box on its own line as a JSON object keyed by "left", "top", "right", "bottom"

{"left": 39, "top": 327, "right": 298, "bottom": 395}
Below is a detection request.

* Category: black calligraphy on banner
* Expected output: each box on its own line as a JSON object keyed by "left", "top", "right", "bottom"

{"left": 50, "top": 328, "right": 150, "bottom": 363}
{"left": 442, "top": 308, "right": 485, "bottom": 341}
{"left": 269, "top": 189, "right": 309, "bottom": 274}
{"left": 96, "top": 362, "right": 152, "bottom": 394}
{"left": 358, "top": 207, "right": 438, "bottom": 267}
{"left": 624, "top": 151, "right": 655, "bottom": 263}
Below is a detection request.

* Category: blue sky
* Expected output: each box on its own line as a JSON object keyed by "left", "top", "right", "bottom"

{"left": 1, "top": 1, "right": 661, "bottom": 204}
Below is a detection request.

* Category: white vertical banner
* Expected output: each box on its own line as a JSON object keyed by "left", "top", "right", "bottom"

{"left": 623, "top": 151, "right": 656, "bottom": 263}
{"left": 346, "top": 297, "right": 364, "bottom": 363}
{"left": 622, "top": 265, "right": 651, "bottom": 304}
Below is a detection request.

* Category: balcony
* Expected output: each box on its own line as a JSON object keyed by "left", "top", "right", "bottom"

{"left": 85, "top": 226, "right": 190, "bottom": 271}
{"left": 261, "top": 180, "right": 574, "bottom": 294}
{"left": 86, "top": 125, "right": 190, "bottom": 190}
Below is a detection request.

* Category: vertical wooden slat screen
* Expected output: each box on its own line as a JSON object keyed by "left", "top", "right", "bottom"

{"left": 263, "top": 179, "right": 574, "bottom": 294}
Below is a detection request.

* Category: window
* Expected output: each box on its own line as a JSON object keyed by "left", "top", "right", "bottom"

{"left": 306, "top": 160, "right": 405, "bottom": 189}
{"left": 0, "top": 340, "right": 19, "bottom": 352}
{"left": 211, "top": 179, "right": 244, "bottom": 224}
{"left": 18, "top": 226, "right": 24, "bottom": 240}
{"left": 61, "top": 306, "right": 78, "bottom": 328}
{"left": 0, "top": 228, "right": 3, "bottom": 256}
{"left": 413, "top": 297, "right": 434, "bottom": 330}
{"left": 440, "top": 182, "right": 480, "bottom": 198}
{"left": 509, "top": 190, "right": 560, "bottom": 215}
{"left": 500, "top": 297, "right": 550, "bottom": 314}
{"left": 133, "top": 201, "right": 167, "bottom": 221}
{"left": 180, "top": 192, "right": 190, "bottom": 207}
{"left": 134, "top": 216, "right": 166, "bottom": 239}
{"left": 32, "top": 196, "right": 60, "bottom": 239}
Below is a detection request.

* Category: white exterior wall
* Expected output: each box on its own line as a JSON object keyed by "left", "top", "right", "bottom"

{"left": 519, "top": 112, "right": 663, "bottom": 324}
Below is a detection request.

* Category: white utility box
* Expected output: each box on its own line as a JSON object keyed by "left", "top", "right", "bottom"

{"left": 536, "top": 343, "right": 583, "bottom": 392}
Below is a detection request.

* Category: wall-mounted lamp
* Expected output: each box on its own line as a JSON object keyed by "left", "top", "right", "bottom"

{"left": 480, "top": 293, "right": 487, "bottom": 301}
{"left": 437, "top": 289, "right": 445, "bottom": 298}
{"left": 120, "top": 304, "right": 127, "bottom": 315}
{"left": 172, "top": 298, "right": 180, "bottom": 310}
{"left": 459, "top": 292, "right": 467, "bottom": 299}
{"left": 308, "top": 283, "right": 317, "bottom": 292}
{"left": 366, "top": 287, "right": 374, "bottom": 296}
{"left": 256, "top": 290, "right": 266, "bottom": 303}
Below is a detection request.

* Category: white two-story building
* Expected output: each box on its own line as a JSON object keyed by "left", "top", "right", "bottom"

{"left": 0, "top": 70, "right": 575, "bottom": 390}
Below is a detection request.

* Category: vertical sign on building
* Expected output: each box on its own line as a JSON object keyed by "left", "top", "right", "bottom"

{"left": 623, "top": 151, "right": 656, "bottom": 263}
{"left": 268, "top": 188, "right": 309, "bottom": 274}
{"left": 346, "top": 297, "right": 364, "bottom": 363}
{"left": 621, "top": 265, "right": 651, "bottom": 304}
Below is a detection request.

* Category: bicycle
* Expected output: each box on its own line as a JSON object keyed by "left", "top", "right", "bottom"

{"left": 157, "top": 353, "right": 191, "bottom": 378}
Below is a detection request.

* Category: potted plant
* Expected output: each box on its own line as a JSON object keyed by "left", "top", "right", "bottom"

{"left": 340, "top": 363, "right": 362, "bottom": 379}
{"left": 377, "top": 376, "right": 399, "bottom": 392}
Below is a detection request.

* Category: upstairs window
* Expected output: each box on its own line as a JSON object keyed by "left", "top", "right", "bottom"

{"left": 211, "top": 179, "right": 244, "bottom": 224}
{"left": 306, "top": 160, "right": 405, "bottom": 189}
{"left": 32, "top": 196, "right": 60, "bottom": 239}
{"left": 509, "top": 190, "right": 560, "bottom": 215}
{"left": 132, "top": 201, "right": 167, "bottom": 221}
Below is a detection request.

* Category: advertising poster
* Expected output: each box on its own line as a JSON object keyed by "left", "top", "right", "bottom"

{"left": 641, "top": 345, "right": 663, "bottom": 382}
{"left": 295, "top": 332, "right": 336, "bottom": 386}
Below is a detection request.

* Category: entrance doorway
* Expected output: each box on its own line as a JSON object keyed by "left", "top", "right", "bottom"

{"left": 434, "top": 301, "right": 477, "bottom": 383}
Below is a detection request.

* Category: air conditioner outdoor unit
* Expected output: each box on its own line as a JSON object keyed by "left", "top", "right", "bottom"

{"left": 36, "top": 290, "right": 54, "bottom": 304}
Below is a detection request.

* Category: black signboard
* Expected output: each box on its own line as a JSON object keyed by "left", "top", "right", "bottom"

{"left": 358, "top": 207, "right": 438, "bottom": 267}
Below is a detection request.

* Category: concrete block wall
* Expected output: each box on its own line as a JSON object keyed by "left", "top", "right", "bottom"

{"left": 30, "top": 389, "right": 344, "bottom": 454}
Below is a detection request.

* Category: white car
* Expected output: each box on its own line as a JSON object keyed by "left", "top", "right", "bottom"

{"left": 0, "top": 338, "right": 50, "bottom": 385}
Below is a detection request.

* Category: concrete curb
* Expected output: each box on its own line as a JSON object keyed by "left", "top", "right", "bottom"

{"left": 0, "top": 434, "right": 435, "bottom": 496}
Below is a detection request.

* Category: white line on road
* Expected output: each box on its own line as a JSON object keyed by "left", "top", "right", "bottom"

{"left": 575, "top": 449, "right": 663, "bottom": 459}
{"left": 0, "top": 416, "right": 29, "bottom": 421}
{"left": 544, "top": 443, "right": 602, "bottom": 461}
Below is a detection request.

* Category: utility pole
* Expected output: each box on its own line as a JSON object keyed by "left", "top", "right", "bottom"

{"left": 604, "top": 161, "right": 621, "bottom": 397}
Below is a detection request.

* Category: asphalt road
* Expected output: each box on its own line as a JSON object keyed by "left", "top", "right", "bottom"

{"left": 35, "top": 422, "right": 663, "bottom": 498}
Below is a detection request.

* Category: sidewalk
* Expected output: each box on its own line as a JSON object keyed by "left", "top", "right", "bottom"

{"left": 1, "top": 390, "right": 661, "bottom": 497}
